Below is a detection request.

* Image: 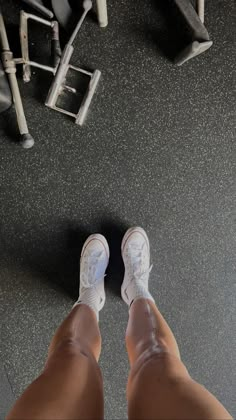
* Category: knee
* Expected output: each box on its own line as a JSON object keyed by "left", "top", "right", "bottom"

{"left": 48, "top": 337, "right": 99, "bottom": 366}
{"left": 54, "top": 338, "right": 88, "bottom": 356}
{"left": 45, "top": 338, "right": 103, "bottom": 380}
{"left": 128, "top": 350, "right": 190, "bottom": 394}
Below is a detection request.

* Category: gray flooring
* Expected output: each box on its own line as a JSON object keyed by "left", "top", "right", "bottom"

{"left": 0, "top": 363, "right": 14, "bottom": 419}
{"left": 0, "top": 0, "right": 236, "bottom": 418}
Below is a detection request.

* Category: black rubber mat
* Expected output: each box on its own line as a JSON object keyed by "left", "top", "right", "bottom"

{"left": 0, "top": 362, "right": 15, "bottom": 417}
{"left": 0, "top": 0, "right": 235, "bottom": 418}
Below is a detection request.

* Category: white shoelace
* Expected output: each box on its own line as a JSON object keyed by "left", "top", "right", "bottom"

{"left": 127, "top": 243, "right": 153, "bottom": 282}
{"left": 80, "top": 250, "right": 105, "bottom": 288}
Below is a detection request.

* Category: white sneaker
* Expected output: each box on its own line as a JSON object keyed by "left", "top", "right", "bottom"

{"left": 75, "top": 234, "right": 109, "bottom": 320}
{"left": 121, "top": 227, "right": 154, "bottom": 306}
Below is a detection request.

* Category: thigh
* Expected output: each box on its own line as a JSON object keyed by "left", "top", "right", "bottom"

{"left": 127, "top": 352, "right": 232, "bottom": 420}
{"left": 7, "top": 340, "right": 104, "bottom": 420}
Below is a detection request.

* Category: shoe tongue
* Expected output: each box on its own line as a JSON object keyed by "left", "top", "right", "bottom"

{"left": 82, "top": 251, "right": 105, "bottom": 287}
{"left": 131, "top": 253, "right": 143, "bottom": 273}
{"left": 133, "top": 264, "right": 153, "bottom": 280}
{"left": 128, "top": 242, "right": 144, "bottom": 251}
{"left": 90, "top": 250, "right": 103, "bottom": 259}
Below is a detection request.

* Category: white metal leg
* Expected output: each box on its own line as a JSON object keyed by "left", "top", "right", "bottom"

{"left": 96, "top": 0, "right": 108, "bottom": 27}
{"left": 197, "top": 0, "right": 205, "bottom": 23}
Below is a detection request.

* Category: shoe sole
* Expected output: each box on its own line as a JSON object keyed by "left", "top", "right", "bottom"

{"left": 121, "top": 227, "right": 150, "bottom": 303}
{"left": 81, "top": 234, "right": 110, "bottom": 261}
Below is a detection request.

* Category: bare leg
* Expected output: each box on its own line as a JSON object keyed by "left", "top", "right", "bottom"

{"left": 7, "top": 233, "right": 109, "bottom": 420}
{"left": 7, "top": 304, "right": 104, "bottom": 420}
{"left": 126, "top": 298, "right": 232, "bottom": 420}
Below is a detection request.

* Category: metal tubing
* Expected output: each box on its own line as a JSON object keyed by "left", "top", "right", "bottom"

{"left": 45, "top": 44, "right": 74, "bottom": 108}
{"left": 0, "top": 10, "right": 34, "bottom": 147}
{"left": 69, "top": 64, "right": 92, "bottom": 76}
{"left": 0, "top": 11, "right": 9, "bottom": 49}
{"left": 20, "top": 10, "right": 31, "bottom": 82}
{"left": 0, "top": 14, "right": 27, "bottom": 133}
{"left": 96, "top": 0, "right": 108, "bottom": 27}
{"left": 51, "top": 107, "right": 75, "bottom": 118}
{"left": 68, "top": 0, "right": 92, "bottom": 46}
{"left": 21, "top": 0, "right": 54, "bottom": 19}
{"left": 7, "top": 71, "right": 29, "bottom": 134}
{"left": 46, "top": 1, "right": 101, "bottom": 126}
{"left": 21, "top": 11, "right": 53, "bottom": 26}
{"left": 76, "top": 69, "right": 101, "bottom": 126}
{"left": 15, "top": 57, "right": 55, "bottom": 73}
{"left": 51, "top": 21, "right": 61, "bottom": 67}
{"left": 25, "top": 60, "right": 55, "bottom": 73}
{"left": 197, "top": 0, "right": 205, "bottom": 23}
{"left": 63, "top": 85, "right": 76, "bottom": 93}
{"left": 20, "top": 11, "right": 60, "bottom": 82}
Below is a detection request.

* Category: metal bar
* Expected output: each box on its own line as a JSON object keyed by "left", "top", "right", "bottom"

{"left": 51, "top": 21, "right": 61, "bottom": 67}
{"left": 76, "top": 69, "right": 101, "bottom": 126}
{"left": 45, "top": 44, "right": 74, "bottom": 108}
{"left": 0, "top": 10, "right": 34, "bottom": 147}
{"left": 0, "top": 16, "right": 28, "bottom": 133}
{"left": 26, "top": 60, "right": 55, "bottom": 73}
{"left": 21, "top": 0, "right": 54, "bottom": 19}
{"left": 63, "top": 85, "right": 77, "bottom": 93}
{"left": 20, "top": 11, "right": 60, "bottom": 82}
{"left": 14, "top": 57, "right": 24, "bottom": 64}
{"left": 15, "top": 58, "right": 54, "bottom": 73}
{"left": 69, "top": 64, "right": 92, "bottom": 76}
{"left": 14, "top": 58, "right": 55, "bottom": 73}
{"left": 0, "top": 10, "right": 9, "bottom": 49}
{"left": 52, "top": 106, "right": 76, "bottom": 118}
{"left": 46, "top": 1, "right": 101, "bottom": 126}
{"left": 7, "top": 72, "right": 29, "bottom": 133}
{"left": 20, "top": 11, "right": 31, "bottom": 82}
{"left": 197, "top": 0, "right": 205, "bottom": 23}
{"left": 96, "top": 0, "right": 108, "bottom": 27}
{"left": 21, "top": 11, "right": 53, "bottom": 26}
{"left": 69, "top": 0, "right": 92, "bottom": 46}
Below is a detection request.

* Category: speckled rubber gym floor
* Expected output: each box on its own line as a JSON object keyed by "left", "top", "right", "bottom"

{"left": 0, "top": 0, "right": 235, "bottom": 418}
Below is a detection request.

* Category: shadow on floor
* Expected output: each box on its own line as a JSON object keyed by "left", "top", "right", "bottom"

{"left": 133, "top": 0, "right": 194, "bottom": 61}
{"left": 100, "top": 220, "right": 127, "bottom": 296}
{"left": 2, "top": 218, "right": 128, "bottom": 299}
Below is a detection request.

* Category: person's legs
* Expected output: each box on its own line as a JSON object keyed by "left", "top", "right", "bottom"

{"left": 7, "top": 234, "right": 109, "bottom": 420}
{"left": 122, "top": 227, "right": 232, "bottom": 420}
{"left": 126, "top": 299, "right": 231, "bottom": 420}
{"left": 7, "top": 304, "right": 103, "bottom": 420}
